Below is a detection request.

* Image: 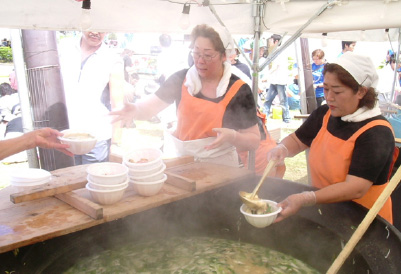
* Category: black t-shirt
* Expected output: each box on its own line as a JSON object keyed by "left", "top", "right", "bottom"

{"left": 155, "top": 69, "right": 258, "bottom": 130}
{"left": 295, "top": 105, "right": 394, "bottom": 185}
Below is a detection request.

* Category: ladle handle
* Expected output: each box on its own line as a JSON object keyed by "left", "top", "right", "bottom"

{"left": 250, "top": 159, "right": 276, "bottom": 199}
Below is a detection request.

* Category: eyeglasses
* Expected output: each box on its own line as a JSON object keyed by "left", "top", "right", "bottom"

{"left": 191, "top": 51, "right": 219, "bottom": 62}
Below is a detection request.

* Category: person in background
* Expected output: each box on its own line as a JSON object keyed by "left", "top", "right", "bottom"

{"left": 121, "top": 48, "right": 135, "bottom": 84}
{"left": 230, "top": 48, "right": 251, "bottom": 79}
{"left": 311, "top": 49, "right": 326, "bottom": 107}
{"left": 59, "top": 31, "right": 125, "bottom": 165}
{"left": 377, "top": 52, "right": 401, "bottom": 103}
{"left": 338, "top": 41, "right": 356, "bottom": 57}
{"left": 262, "top": 34, "right": 291, "bottom": 123}
{"left": 9, "top": 70, "right": 18, "bottom": 91}
{"left": 268, "top": 52, "right": 396, "bottom": 224}
{"left": 0, "top": 128, "right": 72, "bottom": 160}
{"left": 110, "top": 24, "right": 260, "bottom": 167}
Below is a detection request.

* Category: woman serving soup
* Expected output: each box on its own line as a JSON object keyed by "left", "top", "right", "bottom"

{"left": 111, "top": 24, "right": 261, "bottom": 168}
{"left": 268, "top": 52, "right": 397, "bottom": 224}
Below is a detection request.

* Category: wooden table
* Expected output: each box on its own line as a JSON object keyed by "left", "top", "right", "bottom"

{"left": 0, "top": 160, "right": 254, "bottom": 254}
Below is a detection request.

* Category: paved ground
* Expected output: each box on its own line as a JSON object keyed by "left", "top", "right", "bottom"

{"left": 0, "top": 62, "right": 14, "bottom": 83}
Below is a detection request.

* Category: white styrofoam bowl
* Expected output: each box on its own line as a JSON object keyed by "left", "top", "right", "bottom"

{"left": 123, "top": 148, "right": 163, "bottom": 171}
{"left": 240, "top": 200, "right": 282, "bottom": 228}
{"left": 131, "top": 174, "right": 167, "bottom": 196}
{"left": 125, "top": 161, "right": 164, "bottom": 178}
{"left": 58, "top": 129, "right": 97, "bottom": 155}
{"left": 129, "top": 163, "right": 166, "bottom": 182}
{"left": 86, "top": 162, "right": 128, "bottom": 185}
{"left": 85, "top": 182, "right": 128, "bottom": 205}
{"left": 87, "top": 176, "right": 129, "bottom": 190}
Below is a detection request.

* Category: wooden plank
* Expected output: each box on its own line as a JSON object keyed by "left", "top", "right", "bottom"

{"left": 55, "top": 192, "right": 103, "bottom": 220}
{"left": 164, "top": 156, "right": 194, "bottom": 168}
{"left": 10, "top": 165, "right": 88, "bottom": 204}
{"left": 0, "top": 162, "right": 254, "bottom": 254}
{"left": 165, "top": 171, "right": 196, "bottom": 192}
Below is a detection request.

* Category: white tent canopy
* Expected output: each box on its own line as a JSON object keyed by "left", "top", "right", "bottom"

{"left": 1, "top": 0, "right": 400, "bottom": 41}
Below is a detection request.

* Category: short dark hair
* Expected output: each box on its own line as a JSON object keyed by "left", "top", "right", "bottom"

{"left": 0, "top": 83, "right": 15, "bottom": 97}
{"left": 342, "top": 41, "right": 356, "bottom": 50}
{"left": 324, "top": 63, "right": 377, "bottom": 109}
{"left": 270, "top": 34, "right": 282, "bottom": 46}
{"left": 190, "top": 24, "right": 226, "bottom": 54}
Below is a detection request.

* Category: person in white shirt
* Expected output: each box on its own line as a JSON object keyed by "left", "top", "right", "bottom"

{"left": 262, "top": 34, "right": 291, "bottom": 123}
{"left": 59, "top": 31, "right": 124, "bottom": 164}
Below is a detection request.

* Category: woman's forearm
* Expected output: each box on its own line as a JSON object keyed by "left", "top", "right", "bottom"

{"left": 234, "top": 125, "right": 260, "bottom": 151}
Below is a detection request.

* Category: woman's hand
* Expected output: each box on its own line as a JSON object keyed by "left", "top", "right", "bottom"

{"left": 267, "top": 143, "right": 288, "bottom": 165}
{"left": 109, "top": 102, "right": 137, "bottom": 127}
{"left": 204, "top": 128, "right": 236, "bottom": 150}
{"left": 274, "top": 191, "right": 316, "bottom": 223}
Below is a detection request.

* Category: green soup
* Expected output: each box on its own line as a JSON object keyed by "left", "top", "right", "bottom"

{"left": 64, "top": 236, "right": 320, "bottom": 274}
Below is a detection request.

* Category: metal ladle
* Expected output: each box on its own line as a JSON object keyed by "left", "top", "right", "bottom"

{"left": 239, "top": 159, "right": 276, "bottom": 211}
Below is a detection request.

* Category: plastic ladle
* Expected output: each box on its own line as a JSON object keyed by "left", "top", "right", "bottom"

{"left": 239, "top": 159, "right": 276, "bottom": 211}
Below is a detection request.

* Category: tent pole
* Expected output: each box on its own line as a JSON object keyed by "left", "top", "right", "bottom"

{"left": 10, "top": 29, "right": 40, "bottom": 168}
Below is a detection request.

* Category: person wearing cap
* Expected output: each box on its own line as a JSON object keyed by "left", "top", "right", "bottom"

{"left": 267, "top": 52, "right": 397, "bottom": 224}
{"left": 111, "top": 24, "right": 261, "bottom": 167}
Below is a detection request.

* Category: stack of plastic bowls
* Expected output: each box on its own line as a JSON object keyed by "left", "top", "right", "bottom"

{"left": 10, "top": 168, "right": 52, "bottom": 192}
{"left": 86, "top": 162, "right": 129, "bottom": 205}
{"left": 123, "top": 148, "right": 167, "bottom": 196}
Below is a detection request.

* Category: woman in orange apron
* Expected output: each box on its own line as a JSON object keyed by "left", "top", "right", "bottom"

{"left": 111, "top": 24, "right": 260, "bottom": 167}
{"left": 267, "top": 52, "right": 396, "bottom": 224}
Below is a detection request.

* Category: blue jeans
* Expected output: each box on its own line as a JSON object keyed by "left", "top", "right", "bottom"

{"left": 74, "top": 139, "right": 111, "bottom": 165}
{"left": 263, "top": 84, "right": 291, "bottom": 122}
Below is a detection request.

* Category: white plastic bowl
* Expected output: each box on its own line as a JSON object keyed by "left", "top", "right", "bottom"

{"left": 131, "top": 174, "right": 167, "bottom": 196}
{"left": 240, "top": 200, "right": 282, "bottom": 228}
{"left": 88, "top": 176, "right": 129, "bottom": 190}
{"left": 58, "top": 129, "right": 97, "bottom": 155}
{"left": 123, "top": 148, "right": 163, "bottom": 171}
{"left": 10, "top": 168, "right": 51, "bottom": 183}
{"left": 11, "top": 177, "right": 51, "bottom": 192}
{"left": 86, "top": 162, "right": 129, "bottom": 185}
{"left": 129, "top": 163, "right": 166, "bottom": 182}
{"left": 125, "top": 161, "right": 164, "bottom": 178}
{"left": 85, "top": 182, "right": 128, "bottom": 205}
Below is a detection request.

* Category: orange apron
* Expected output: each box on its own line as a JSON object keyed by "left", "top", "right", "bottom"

{"left": 309, "top": 110, "right": 393, "bottom": 223}
{"left": 175, "top": 79, "right": 244, "bottom": 140}
{"left": 238, "top": 110, "right": 286, "bottom": 178}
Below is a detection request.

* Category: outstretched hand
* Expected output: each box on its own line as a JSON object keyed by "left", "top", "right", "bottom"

{"left": 274, "top": 191, "right": 316, "bottom": 223}
{"left": 109, "top": 102, "right": 136, "bottom": 128}
{"left": 204, "top": 128, "right": 236, "bottom": 150}
{"left": 29, "top": 128, "right": 74, "bottom": 157}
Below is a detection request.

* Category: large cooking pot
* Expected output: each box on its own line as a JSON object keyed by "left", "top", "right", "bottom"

{"left": 1, "top": 177, "right": 401, "bottom": 273}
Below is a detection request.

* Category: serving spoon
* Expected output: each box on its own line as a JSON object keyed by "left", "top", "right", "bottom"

{"left": 239, "top": 159, "right": 276, "bottom": 211}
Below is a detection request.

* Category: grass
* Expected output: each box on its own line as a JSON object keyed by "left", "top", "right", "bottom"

{"left": 280, "top": 127, "right": 309, "bottom": 185}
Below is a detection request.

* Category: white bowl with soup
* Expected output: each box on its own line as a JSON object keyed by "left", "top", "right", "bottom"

{"left": 240, "top": 200, "right": 282, "bottom": 228}
{"left": 58, "top": 129, "right": 97, "bottom": 155}
{"left": 123, "top": 148, "right": 163, "bottom": 171}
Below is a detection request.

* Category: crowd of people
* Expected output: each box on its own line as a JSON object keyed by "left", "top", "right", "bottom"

{"left": 1, "top": 26, "right": 401, "bottom": 229}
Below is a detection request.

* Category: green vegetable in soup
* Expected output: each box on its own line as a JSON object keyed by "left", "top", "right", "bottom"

{"left": 64, "top": 236, "right": 320, "bottom": 274}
